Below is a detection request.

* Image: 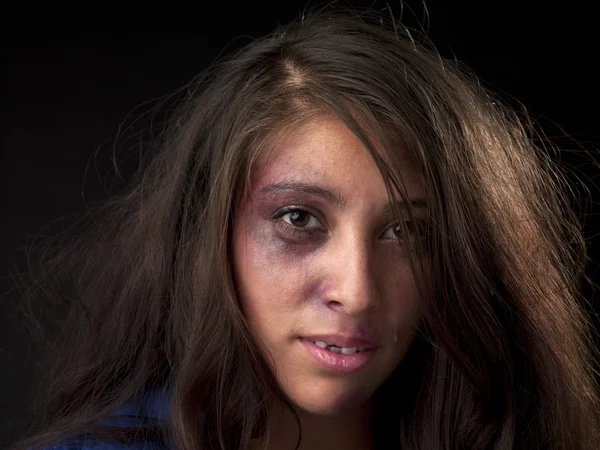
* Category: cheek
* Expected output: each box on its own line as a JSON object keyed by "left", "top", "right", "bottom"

{"left": 231, "top": 213, "right": 312, "bottom": 336}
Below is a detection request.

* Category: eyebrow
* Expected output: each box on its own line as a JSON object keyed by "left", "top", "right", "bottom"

{"left": 258, "top": 182, "right": 428, "bottom": 212}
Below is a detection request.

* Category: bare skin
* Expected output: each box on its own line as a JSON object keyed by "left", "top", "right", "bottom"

{"left": 232, "top": 116, "right": 425, "bottom": 449}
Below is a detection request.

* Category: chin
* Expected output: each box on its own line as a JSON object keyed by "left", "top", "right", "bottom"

{"left": 286, "top": 381, "right": 375, "bottom": 417}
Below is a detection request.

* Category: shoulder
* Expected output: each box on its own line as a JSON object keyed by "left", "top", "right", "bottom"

{"left": 40, "top": 434, "right": 168, "bottom": 450}
{"left": 41, "top": 432, "right": 168, "bottom": 450}
{"left": 41, "top": 389, "right": 171, "bottom": 450}
{"left": 44, "top": 441, "right": 164, "bottom": 450}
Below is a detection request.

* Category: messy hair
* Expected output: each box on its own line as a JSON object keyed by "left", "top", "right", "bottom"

{"left": 13, "top": 7, "right": 600, "bottom": 450}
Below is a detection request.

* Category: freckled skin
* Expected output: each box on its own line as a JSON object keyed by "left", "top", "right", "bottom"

{"left": 232, "top": 116, "right": 425, "bottom": 419}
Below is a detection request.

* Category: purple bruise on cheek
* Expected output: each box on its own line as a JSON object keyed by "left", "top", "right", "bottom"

{"left": 264, "top": 223, "right": 320, "bottom": 260}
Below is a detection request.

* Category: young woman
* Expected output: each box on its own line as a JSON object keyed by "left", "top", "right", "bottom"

{"left": 12, "top": 7, "right": 600, "bottom": 450}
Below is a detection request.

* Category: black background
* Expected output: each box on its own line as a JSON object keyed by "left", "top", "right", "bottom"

{"left": 1, "top": 1, "right": 598, "bottom": 447}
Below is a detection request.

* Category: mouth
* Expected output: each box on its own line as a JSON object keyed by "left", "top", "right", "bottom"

{"left": 300, "top": 334, "right": 378, "bottom": 350}
{"left": 305, "top": 339, "right": 368, "bottom": 355}
{"left": 299, "top": 337, "right": 377, "bottom": 373}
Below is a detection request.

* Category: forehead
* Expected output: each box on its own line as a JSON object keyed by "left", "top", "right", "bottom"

{"left": 249, "top": 116, "right": 423, "bottom": 197}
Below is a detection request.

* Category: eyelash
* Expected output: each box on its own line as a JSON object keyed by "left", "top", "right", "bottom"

{"left": 271, "top": 206, "right": 425, "bottom": 244}
{"left": 271, "top": 207, "right": 325, "bottom": 239}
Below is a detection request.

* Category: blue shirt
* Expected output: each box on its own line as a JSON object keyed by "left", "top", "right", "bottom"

{"left": 45, "top": 390, "right": 171, "bottom": 449}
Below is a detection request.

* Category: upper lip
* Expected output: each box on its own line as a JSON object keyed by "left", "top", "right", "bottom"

{"left": 302, "top": 334, "right": 378, "bottom": 349}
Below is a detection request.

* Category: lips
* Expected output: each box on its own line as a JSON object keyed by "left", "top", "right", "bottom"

{"left": 300, "top": 338, "right": 377, "bottom": 373}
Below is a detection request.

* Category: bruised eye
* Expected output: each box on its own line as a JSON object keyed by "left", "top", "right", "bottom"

{"left": 271, "top": 207, "right": 325, "bottom": 241}
{"left": 281, "top": 209, "right": 321, "bottom": 228}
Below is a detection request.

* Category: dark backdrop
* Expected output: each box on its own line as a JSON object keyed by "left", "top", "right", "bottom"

{"left": 2, "top": 1, "right": 598, "bottom": 447}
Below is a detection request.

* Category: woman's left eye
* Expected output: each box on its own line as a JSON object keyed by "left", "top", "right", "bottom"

{"left": 382, "top": 220, "right": 420, "bottom": 242}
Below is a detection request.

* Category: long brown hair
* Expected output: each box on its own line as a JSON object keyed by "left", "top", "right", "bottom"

{"left": 12, "top": 6, "right": 600, "bottom": 450}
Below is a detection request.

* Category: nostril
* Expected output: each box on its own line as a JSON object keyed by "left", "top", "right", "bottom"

{"left": 326, "top": 300, "right": 344, "bottom": 310}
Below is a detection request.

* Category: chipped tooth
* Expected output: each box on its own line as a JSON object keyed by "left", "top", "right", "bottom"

{"left": 314, "top": 341, "right": 328, "bottom": 348}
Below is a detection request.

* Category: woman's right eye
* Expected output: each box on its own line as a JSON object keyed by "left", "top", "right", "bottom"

{"left": 270, "top": 207, "right": 326, "bottom": 241}
{"left": 279, "top": 209, "right": 322, "bottom": 229}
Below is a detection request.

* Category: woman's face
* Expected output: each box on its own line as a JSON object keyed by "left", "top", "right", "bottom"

{"left": 232, "top": 116, "right": 425, "bottom": 416}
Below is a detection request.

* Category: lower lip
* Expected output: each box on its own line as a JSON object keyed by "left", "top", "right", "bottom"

{"left": 300, "top": 338, "right": 376, "bottom": 374}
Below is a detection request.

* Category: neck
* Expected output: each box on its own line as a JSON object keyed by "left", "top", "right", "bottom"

{"left": 250, "top": 400, "right": 374, "bottom": 450}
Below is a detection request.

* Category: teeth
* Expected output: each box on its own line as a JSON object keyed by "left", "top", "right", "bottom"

{"left": 340, "top": 347, "right": 358, "bottom": 355}
{"left": 311, "top": 341, "right": 367, "bottom": 355}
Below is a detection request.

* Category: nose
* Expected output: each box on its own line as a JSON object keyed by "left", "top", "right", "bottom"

{"left": 323, "top": 232, "right": 379, "bottom": 316}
